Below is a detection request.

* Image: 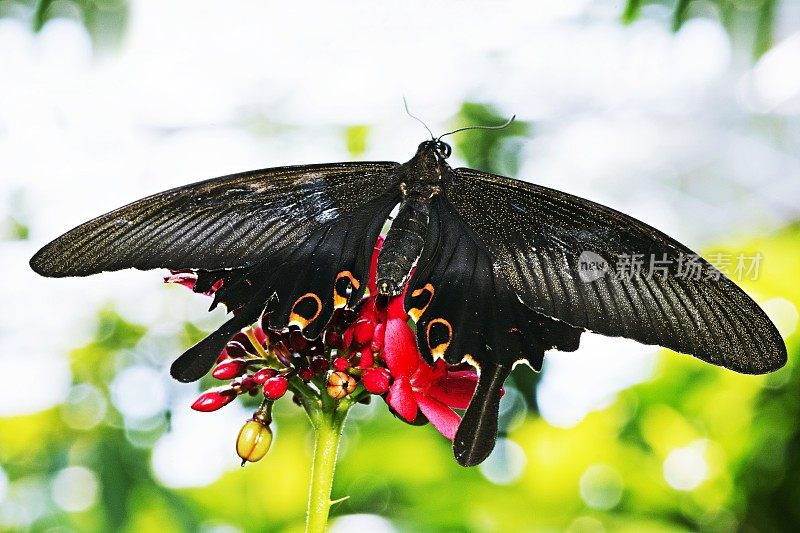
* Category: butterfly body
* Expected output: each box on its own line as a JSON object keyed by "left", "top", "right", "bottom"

{"left": 377, "top": 141, "right": 448, "bottom": 296}
{"left": 30, "top": 135, "right": 787, "bottom": 467}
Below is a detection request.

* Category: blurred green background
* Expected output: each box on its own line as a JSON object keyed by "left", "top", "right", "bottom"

{"left": 1, "top": 1, "right": 799, "bottom": 532}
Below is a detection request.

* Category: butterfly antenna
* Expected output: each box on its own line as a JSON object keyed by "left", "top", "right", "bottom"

{"left": 403, "top": 97, "right": 435, "bottom": 140}
{"left": 437, "top": 114, "right": 516, "bottom": 141}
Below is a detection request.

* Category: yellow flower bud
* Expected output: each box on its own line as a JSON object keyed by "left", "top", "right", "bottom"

{"left": 236, "top": 419, "right": 273, "bottom": 465}
{"left": 326, "top": 371, "right": 357, "bottom": 399}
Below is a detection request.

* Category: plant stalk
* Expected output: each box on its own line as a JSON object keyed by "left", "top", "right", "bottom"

{"left": 305, "top": 407, "right": 348, "bottom": 533}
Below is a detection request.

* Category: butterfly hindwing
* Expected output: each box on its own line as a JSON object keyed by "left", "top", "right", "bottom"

{"left": 170, "top": 191, "right": 398, "bottom": 382}
{"left": 446, "top": 167, "right": 786, "bottom": 375}
{"left": 405, "top": 196, "right": 582, "bottom": 466}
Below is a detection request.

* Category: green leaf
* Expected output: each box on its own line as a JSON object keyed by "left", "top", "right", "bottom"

{"left": 345, "top": 125, "right": 370, "bottom": 157}
{"left": 671, "top": 0, "right": 691, "bottom": 32}
{"left": 32, "top": 0, "right": 54, "bottom": 31}
{"left": 754, "top": 0, "right": 776, "bottom": 59}
{"left": 622, "top": 0, "right": 642, "bottom": 25}
{"left": 452, "top": 102, "right": 529, "bottom": 177}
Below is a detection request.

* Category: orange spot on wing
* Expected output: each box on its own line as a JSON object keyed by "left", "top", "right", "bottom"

{"left": 426, "top": 317, "right": 452, "bottom": 359}
{"left": 289, "top": 292, "right": 323, "bottom": 329}
{"left": 408, "top": 283, "right": 434, "bottom": 322}
{"left": 333, "top": 271, "right": 360, "bottom": 308}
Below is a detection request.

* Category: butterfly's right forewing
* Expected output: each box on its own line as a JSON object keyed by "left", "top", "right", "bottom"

{"left": 449, "top": 168, "right": 786, "bottom": 374}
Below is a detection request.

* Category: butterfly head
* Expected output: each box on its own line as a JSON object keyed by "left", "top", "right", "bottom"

{"left": 418, "top": 139, "right": 452, "bottom": 160}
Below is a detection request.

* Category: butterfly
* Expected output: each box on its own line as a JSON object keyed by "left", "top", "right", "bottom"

{"left": 30, "top": 135, "right": 787, "bottom": 467}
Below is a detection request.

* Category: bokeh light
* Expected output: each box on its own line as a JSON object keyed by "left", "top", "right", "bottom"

{"left": 51, "top": 466, "right": 99, "bottom": 513}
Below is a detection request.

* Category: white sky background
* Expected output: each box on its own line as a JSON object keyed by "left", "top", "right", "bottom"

{"left": 1, "top": 0, "right": 800, "bottom": 487}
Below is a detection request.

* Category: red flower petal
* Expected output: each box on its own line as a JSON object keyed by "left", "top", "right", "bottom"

{"left": 357, "top": 348, "right": 374, "bottom": 369}
{"left": 371, "top": 322, "right": 385, "bottom": 352}
{"left": 367, "top": 236, "right": 384, "bottom": 295}
{"left": 427, "top": 372, "right": 478, "bottom": 410}
{"left": 430, "top": 358, "right": 448, "bottom": 379}
{"left": 353, "top": 318, "right": 375, "bottom": 345}
{"left": 383, "top": 318, "right": 420, "bottom": 378}
{"left": 363, "top": 367, "right": 391, "bottom": 394}
{"left": 387, "top": 376, "right": 417, "bottom": 422}
{"left": 386, "top": 294, "right": 408, "bottom": 321}
{"left": 415, "top": 393, "right": 462, "bottom": 440}
{"left": 410, "top": 360, "right": 435, "bottom": 389}
{"left": 164, "top": 271, "right": 198, "bottom": 290}
{"left": 342, "top": 327, "right": 354, "bottom": 349}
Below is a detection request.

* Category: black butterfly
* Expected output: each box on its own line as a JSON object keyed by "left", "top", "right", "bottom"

{"left": 30, "top": 137, "right": 787, "bottom": 467}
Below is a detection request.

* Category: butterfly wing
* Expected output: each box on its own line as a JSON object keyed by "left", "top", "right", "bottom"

{"left": 404, "top": 196, "right": 582, "bottom": 466}
{"left": 31, "top": 162, "right": 402, "bottom": 382}
{"left": 447, "top": 167, "right": 787, "bottom": 374}
{"left": 31, "top": 162, "right": 398, "bottom": 276}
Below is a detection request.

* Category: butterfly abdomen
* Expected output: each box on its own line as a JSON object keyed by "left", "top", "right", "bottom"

{"left": 377, "top": 195, "right": 431, "bottom": 296}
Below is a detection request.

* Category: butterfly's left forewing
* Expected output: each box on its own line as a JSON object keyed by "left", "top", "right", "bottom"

{"left": 32, "top": 162, "right": 402, "bottom": 382}
{"left": 31, "top": 162, "right": 399, "bottom": 276}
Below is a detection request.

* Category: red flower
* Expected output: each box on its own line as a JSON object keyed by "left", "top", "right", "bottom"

{"left": 381, "top": 295, "right": 478, "bottom": 440}
{"left": 191, "top": 387, "right": 237, "bottom": 412}
{"left": 212, "top": 358, "right": 249, "bottom": 380}
{"left": 362, "top": 367, "right": 391, "bottom": 394}
{"left": 262, "top": 375, "right": 289, "bottom": 400}
{"left": 344, "top": 238, "right": 479, "bottom": 440}
{"left": 164, "top": 270, "right": 223, "bottom": 295}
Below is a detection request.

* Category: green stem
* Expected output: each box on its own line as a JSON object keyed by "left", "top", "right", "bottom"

{"left": 305, "top": 407, "right": 348, "bottom": 533}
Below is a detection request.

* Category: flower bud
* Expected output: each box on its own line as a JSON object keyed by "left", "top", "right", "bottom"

{"left": 297, "top": 367, "right": 315, "bottom": 382}
{"left": 252, "top": 326, "right": 268, "bottom": 347}
{"left": 362, "top": 367, "right": 391, "bottom": 394}
{"left": 274, "top": 344, "right": 293, "bottom": 367}
{"left": 326, "top": 371, "right": 357, "bottom": 399}
{"left": 324, "top": 330, "right": 343, "bottom": 349}
{"left": 225, "top": 340, "right": 250, "bottom": 358}
{"left": 356, "top": 349, "right": 374, "bottom": 369}
{"left": 288, "top": 330, "right": 309, "bottom": 352}
{"left": 239, "top": 375, "right": 258, "bottom": 394}
{"left": 253, "top": 368, "right": 278, "bottom": 384}
{"left": 212, "top": 358, "right": 248, "bottom": 380}
{"left": 191, "top": 389, "right": 236, "bottom": 412}
{"left": 310, "top": 356, "right": 329, "bottom": 374}
{"left": 262, "top": 376, "right": 289, "bottom": 400}
{"left": 353, "top": 319, "right": 374, "bottom": 345}
{"left": 332, "top": 357, "right": 350, "bottom": 372}
{"left": 236, "top": 419, "right": 273, "bottom": 464}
